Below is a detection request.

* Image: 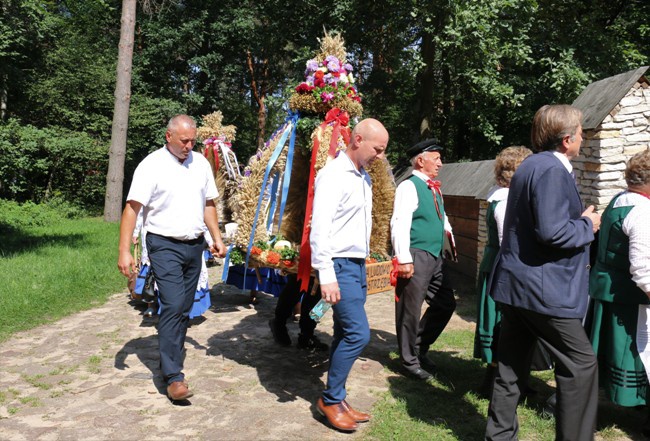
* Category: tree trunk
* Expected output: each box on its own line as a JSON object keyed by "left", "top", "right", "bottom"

{"left": 246, "top": 50, "right": 268, "bottom": 151}
{"left": 417, "top": 31, "right": 436, "bottom": 140}
{"left": 103, "top": 0, "right": 136, "bottom": 222}
{"left": 0, "top": 73, "right": 7, "bottom": 121}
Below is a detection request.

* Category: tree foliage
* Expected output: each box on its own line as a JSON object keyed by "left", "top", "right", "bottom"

{"left": 0, "top": 0, "right": 647, "bottom": 212}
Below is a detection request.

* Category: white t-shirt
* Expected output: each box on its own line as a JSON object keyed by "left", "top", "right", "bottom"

{"left": 127, "top": 146, "right": 218, "bottom": 241}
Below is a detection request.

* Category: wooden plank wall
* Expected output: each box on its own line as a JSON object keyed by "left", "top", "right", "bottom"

{"left": 445, "top": 195, "right": 479, "bottom": 281}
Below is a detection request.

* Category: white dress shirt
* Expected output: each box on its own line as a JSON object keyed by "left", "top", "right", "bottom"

{"left": 310, "top": 152, "right": 372, "bottom": 285}
{"left": 390, "top": 170, "right": 453, "bottom": 264}
{"left": 127, "top": 147, "right": 218, "bottom": 241}
{"left": 487, "top": 185, "right": 509, "bottom": 245}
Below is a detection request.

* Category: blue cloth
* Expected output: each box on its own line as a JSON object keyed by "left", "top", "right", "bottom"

{"left": 189, "top": 286, "right": 211, "bottom": 319}
{"left": 322, "top": 258, "right": 370, "bottom": 404}
{"left": 490, "top": 151, "right": 594, "bottom": 319}
{"left": 225, "top": 265, "right": 286, "bottom": 297}
{"left": 146, "top": 232, "right": 204, "bottom": 385}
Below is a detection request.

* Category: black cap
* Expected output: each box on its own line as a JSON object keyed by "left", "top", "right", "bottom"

{"left": 406, "top": 138, "right": 443, "bottom": 159}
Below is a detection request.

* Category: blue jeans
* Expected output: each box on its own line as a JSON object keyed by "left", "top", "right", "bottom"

{"left": 322, "top": 258, "right": 370, "bottom": 404}
{"left": 146, "top": 233, "right": 204, "bottom": 385}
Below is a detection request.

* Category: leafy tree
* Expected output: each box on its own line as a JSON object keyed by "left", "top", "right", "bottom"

{"left": 0, "top": 120, "right": 108, "bottom": 211}
{"left": 0, "top": 0, "right": 51, "bottom": 122}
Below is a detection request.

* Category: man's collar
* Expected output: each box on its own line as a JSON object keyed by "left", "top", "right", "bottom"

{"left": 411, "top": 170, "right": 430, "bottom": 181}
{"left": 551, "top": 151, "right": 572, "bottom": 173}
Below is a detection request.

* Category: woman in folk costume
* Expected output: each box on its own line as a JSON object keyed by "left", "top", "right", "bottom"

{"left": 589, "top": 149, "right": 650, "bottom": 435}
{"left": 474, "top": 146, "right": 551, "bottom": 395}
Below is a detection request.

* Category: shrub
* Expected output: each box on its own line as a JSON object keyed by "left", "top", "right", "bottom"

{"left": 0, "top": 120, "right": 108, "bottom": 213}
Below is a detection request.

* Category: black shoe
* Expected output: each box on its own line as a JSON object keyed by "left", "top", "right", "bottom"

{"left": 297, "top": 334, "right": 328, "bottom": 352}
{"left": 418, "top": 354, "right": 437, "bottom": 373}
{"left": 269, "top": 318, "right": 291, "bottom": 346}
{"left": 402, "top": 366, "right": 433, "bottom": 381}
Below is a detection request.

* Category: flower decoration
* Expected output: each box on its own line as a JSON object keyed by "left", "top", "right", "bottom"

{"left": 295, "top": 55, "right": 361, "bottom": 105}
{"left": 202, "top": 135, "right": 232, "bottom": 150}
{"left": 289, "top": 31, "right": 363, "bottom": 117}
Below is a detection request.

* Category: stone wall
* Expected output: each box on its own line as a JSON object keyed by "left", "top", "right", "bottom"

{"left": 575, "top": 80, "right": 650, "bottom": 212}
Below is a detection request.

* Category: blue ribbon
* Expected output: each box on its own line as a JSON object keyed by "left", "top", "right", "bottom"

{"left": 242, "top": 119, "right": 294, "bottom": 290}
{"left": 275, "top": 112, "right": 299, "bottom": 232}
{"left": 221, "top": 244, "right": 234, "bottom": 282}
{"left": 266, "top": 172, "right": 280, "bottom": 232}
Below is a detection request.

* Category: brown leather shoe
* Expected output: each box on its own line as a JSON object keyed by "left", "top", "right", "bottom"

{"left": 316, "top": 397, "right": 358, "bottom": 432}
{"left": 167, "top": 381, "right": 193, "bottom": 401}
{"left": 341, "top": 399, "right": 371, "bottom": 423}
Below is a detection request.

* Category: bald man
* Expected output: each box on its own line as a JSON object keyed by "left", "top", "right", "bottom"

{"left": 118, "top": 114, "right": 226, "bottom": 402}
{"left": 311, "top": 118, "right": 389, "bottom": 432}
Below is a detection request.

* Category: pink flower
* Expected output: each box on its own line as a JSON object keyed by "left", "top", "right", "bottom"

{"left": 321, "top": 91, "right": 334, "bottom": 102}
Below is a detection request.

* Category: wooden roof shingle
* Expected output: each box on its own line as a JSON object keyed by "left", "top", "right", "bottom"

{"left": 394, "top": 159, "right": 496, "bottom": 199}
{"left": 572, "top": 66, "right": 649, "bottom": 130}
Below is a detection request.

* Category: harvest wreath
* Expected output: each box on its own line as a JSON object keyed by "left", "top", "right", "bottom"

{"left": 226, "top": 31, "right": 395, "bottom": 293}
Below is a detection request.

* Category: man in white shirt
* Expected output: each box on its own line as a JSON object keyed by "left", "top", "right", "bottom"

{"left": 311, "top": 118, "right": 388, "bottom": 432}
{"left": 117, "top": 114, "right": 226, "bottom": 402}
{"left": 391, "top": 139, "right": 456, "bottom": 381}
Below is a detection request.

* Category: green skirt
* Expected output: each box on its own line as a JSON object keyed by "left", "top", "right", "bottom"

{"left": 590, "top": 299, "right": 648, "bottom": 407}
{"left": 474, "top": 269, "right": 500, "bottom": 363}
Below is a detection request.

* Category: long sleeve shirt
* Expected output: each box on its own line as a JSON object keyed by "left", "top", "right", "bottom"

{"left": 391, "top": 170, "right": 453, "bottom": 265}
{"left": 310, "top": 152, "right": 372, "bottom": 285}
{"left": 487, "top": 185, "right": 509, "bottom": 245}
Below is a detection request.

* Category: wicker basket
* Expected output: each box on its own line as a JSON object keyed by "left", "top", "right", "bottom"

{"left": 366, "top": 260, "right": 394, "bottom": 295}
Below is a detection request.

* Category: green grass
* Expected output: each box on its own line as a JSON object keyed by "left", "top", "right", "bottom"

{"left": 362, "top": 285, "right": 645, "bottom": 441}
{"left": 0, "top": 212, "right": 124, "bottom": 342}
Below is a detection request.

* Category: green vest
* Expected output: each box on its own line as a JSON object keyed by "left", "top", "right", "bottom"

{"left": 478, "top": 200, "right": 500, "bottom": 274}
{"left": 589, "top": 193, "right": 648, "bottom": 305}
{"left": 409, "top": 176, "right": 444, "bottom": 257}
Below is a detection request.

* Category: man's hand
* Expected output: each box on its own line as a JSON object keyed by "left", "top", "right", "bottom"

{"left": 582, "top": 205, "right": 601, "bottom": 233}
{"left": 397, "top": 263, "right": 414, "bottom": 279}
{"left": 118, "top": 200, "right": 142, "bottom": 278}
{"left": 321, "top": 281, "right": 341, "bottom": 304}
{"left": 118, "top": 250, "right": 136, "bottom": 277}
{"left": 210, "top": 238, "right": 227, "bottom": 258}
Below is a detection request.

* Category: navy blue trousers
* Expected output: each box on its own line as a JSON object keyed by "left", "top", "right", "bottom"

{"left": 322, "top": 258, "right": 370, "bottom": 404}
{"left": 274, "top": 274, "right": 319, "bottom": 338}
{"left": 146, "top": 233, "right": 205, "bottom": 385}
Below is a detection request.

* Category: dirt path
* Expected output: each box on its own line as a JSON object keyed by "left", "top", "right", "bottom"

{"left": 0, "top": 265, "right": 474, "bottom": 440}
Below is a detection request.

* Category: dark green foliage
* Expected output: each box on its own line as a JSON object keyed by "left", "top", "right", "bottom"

{"left": 0, "top": 0, "right": 648, "bottom": 213}
{"left": 0, "top": 120, "right": 108, "bottom": 212}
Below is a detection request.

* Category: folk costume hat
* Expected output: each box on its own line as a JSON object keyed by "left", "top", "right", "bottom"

{"left": 406, "top": 138, "right": 443, "bottom": 159}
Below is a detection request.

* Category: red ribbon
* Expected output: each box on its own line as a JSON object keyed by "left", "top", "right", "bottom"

{"left": 296, "top": 108, "right": 351, "bottom": 292}
{"left": 427, "top": 179, "right": 443, "bottom": 219}
{"left": 324, "top": 108, "right": 350, "bottom": 157}
{"left": 203, "top": 144, "right": 220, "bottom": 174}
{"left": 390, "top": 257, "right": 400, "bottom": 302}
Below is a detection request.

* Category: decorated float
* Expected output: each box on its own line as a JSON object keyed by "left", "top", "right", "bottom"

{"left": 226, "top": 31, "right": 395, "bottom": 294}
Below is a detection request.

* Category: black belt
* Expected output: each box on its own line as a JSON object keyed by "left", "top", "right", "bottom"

{"left": 148, "top": 232, "right": 204, "bottom": 244}
{"left": 333, "top": 257, "right": 365, "bottom": 264}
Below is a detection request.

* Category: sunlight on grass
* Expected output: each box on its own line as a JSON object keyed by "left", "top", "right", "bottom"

{"left": 0, "top": 217, "right": 124, "bottom": 342}
{"left": 365, "top": 328, "right": 558, "bottom": 441}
